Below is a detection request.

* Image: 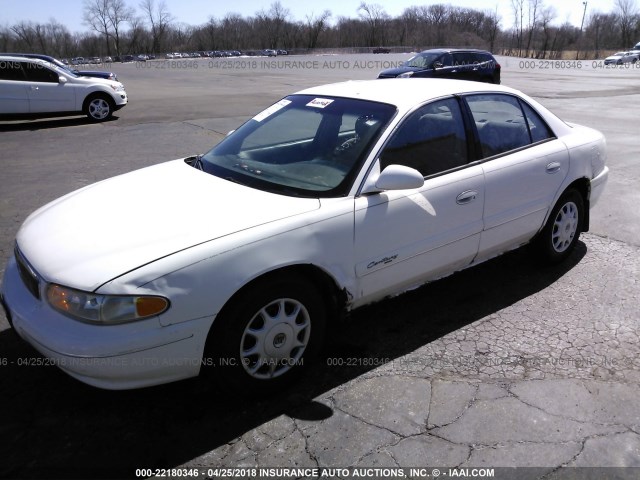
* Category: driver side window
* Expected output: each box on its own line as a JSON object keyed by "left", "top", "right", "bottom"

{"left": 22, "top": 62, "right": 59, "bottom": 83}
{"left": 380, "top": 97, "right": 468, "bottom": 177}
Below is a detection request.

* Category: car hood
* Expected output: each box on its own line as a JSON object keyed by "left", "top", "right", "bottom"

{"left": 77, "top": 70, "right": 115, "bottom": 79}
{"left": 65, "top": 72, "right": 122, "bottom": 88}
{"left": 17, "top": 159, "right": 320, "bottom": 291}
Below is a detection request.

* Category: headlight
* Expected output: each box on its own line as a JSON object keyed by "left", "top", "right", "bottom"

{"left": 398, "top": 71, "right": 414, "bottom": 78}
{"left": 47, "top": 284, "right": 169, "bottom": 325}
{"left": 110, "top": 83, "right": 125, "bottom": 93}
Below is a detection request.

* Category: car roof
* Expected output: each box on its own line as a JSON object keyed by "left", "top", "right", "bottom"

{"left": 296, "top": 78, "right": 516, "bottom": 111}
{"left": 0, "top": 54, "right": 57, "bottom": 64}
{"left": 0, "top": 53, "right": 60, "bottom": 63}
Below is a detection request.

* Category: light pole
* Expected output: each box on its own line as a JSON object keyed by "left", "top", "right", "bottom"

{"left": 577, "top": 1, "right": 588, "bottom": 60}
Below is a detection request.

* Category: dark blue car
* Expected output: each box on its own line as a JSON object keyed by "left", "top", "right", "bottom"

{"left": 378, "top": 48, "right": 500, "bottom": 84}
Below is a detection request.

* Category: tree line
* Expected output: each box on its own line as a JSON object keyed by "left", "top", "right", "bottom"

{"left": 1, "top": 0, "right": 639, "bottom": 60}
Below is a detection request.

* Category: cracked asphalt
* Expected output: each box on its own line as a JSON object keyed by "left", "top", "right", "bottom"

{"left": 0, "top": 55, "right": 639, "bottom": 478}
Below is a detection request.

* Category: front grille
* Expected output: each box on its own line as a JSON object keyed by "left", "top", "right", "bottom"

{"left": 14, "top": 246, "right": 41, "bottom": 300}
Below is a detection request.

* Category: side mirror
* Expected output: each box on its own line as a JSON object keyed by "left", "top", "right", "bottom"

{"left": 58, "top": 76, "right": 67, "bottom": 84}
{"left": 433, "top": 61, "right": 443, "bottom": 69}
{"left": 362, "top": 164, "right": 424, "bottom": 194}
{"left": 226, "top": 129, "right": 235, "bottom": 136}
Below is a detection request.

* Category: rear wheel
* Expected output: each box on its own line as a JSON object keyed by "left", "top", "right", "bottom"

{"left": 535, "top": 189, "right": 584, "bottom": 263}
{"left": 203, "top": 275, "right": 326, "bottom": 393}
{"left": 84, "top": 94, "right": 114, "bottom": 122}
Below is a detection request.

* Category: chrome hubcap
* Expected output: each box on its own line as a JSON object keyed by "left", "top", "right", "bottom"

{"left": 551, "top": 201, "right": 578, "bottom": 253}
{"left": 240, "top": 298, "right": 310, "bottom": 379}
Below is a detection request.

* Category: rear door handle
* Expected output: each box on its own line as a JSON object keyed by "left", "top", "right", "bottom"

{"left": 456, "top": 190, "right": 478, "bottom": 205}
{"left": 546, "top": 162, "right": 562, "bottom": 173}
{"left": 30, "top": 86, "right": 39, "bottom": 91}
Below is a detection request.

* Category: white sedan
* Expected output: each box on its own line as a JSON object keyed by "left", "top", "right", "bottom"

{"left": 1, "top": 79, "right": 608, "bottom": 391}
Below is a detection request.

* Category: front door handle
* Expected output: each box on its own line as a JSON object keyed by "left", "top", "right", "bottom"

{"left": 456, "top": 190, "right": 478, "bottom": 205}
{"left": 546, "top": 162, "right": 562, "bottom": 173}
{"left": 30, "top": 86, "right": 39, "bottom": 91}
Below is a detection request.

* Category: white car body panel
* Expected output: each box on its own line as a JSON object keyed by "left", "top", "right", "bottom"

{"left": 0, "top": 80, "right": 29, "bottom": 113}
{"left": 477, "top": 139, "right": 569, "bottom": 260}
{"left": 354, "top": 164, "right": 484, "bottom": 304}
{"left": 26, "top": 79, "right": 76, "bottom": 113}
{"left": 4, "top": 259, "right": 210, "bottom": 388}
{"left": 1, "top": 79, "right": 609, "bottom": 389}
{"left": 17, "top": 160, "right": 320, "bottom": 292}
{"left": 101, "top": 195, "right": 356, "bottom": 325}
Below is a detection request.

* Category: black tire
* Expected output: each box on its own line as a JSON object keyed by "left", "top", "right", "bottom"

{"left": 535, "top": 189, "right": 584, "bottom": 264}
{"left": 203, "top": 275, "right": 326, "bottom": 394}
{"left": 84, "top": 94, "right": 114, "bottom": 122}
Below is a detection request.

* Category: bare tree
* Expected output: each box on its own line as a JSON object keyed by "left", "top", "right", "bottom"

{"left": 305, "top": 10, "right": 331, "bottom": 49}
{"left": 46, "top": 19, "right": 73, "bottom": 57}
{"left": 484, "top": 8, "right": 501, "bottom": 52}
{"left": 266, "top": 1, "right": 291, "bottom": 48}
{"left": 220, "top": 13, "right": 248, "bottom": 50}
{"left": 358, "top": 2, "right": 389, "bottom": 46}
{"left": 83, "top": 0, "right": 112, "bottom": 55}
{"left": 511, "top": 0, "right": 526, "bottom": 55}
{"left": 586, "top": 12, "right": 620, "bottom": 54}
{"left": 426, "top": 4, "right": 449, "bottom": 46}
{"left": 195, "top": 17, "right": 214, "bottom": 50}
{"left": 615, "top": 0, "right": 639, "bottom": 47}
{"left": 106, "top": 0, "right": 133, "bottom": 55}
{"left": 125, "top": 15, "right": 147, "bottom": 54}
{"left": 11, "top": 21, "right": 38, "bottom": 50}
{"left": 140, "top": 0, "right": 173, "bottom": 54}
{"left": 538, "top": 5, "right": 556, "bottom": 58}
{"left": 399, "top": 7, "right": 421, "bottom": 46}
{"left": 525, "top": 0, "right": 541, "bottom": 56}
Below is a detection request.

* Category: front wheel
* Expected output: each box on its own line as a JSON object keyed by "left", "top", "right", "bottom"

{"left": 535, "top": 189, "right": 584, "bottom": 263}
{"left": 84, "top": 94, "right": 114, "bottom": 122}
{"left": 203, "top": 275, "right": 326, "bottom": 393}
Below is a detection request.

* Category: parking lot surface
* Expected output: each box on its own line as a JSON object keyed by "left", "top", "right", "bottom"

{"left": 1, "top": 54, "right": 639, "bottom": 478}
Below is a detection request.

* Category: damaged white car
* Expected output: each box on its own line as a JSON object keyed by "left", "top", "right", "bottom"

{"left": 1, "top": 79, "right": 608, "bottom": 391}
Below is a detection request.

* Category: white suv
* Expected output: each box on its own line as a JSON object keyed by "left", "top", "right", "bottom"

{"left": 0, "top": 55, "right": 127, "bottom": 122}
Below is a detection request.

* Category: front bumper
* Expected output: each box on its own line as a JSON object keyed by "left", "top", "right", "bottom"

{"left": 113, "top": 92, "right": 127, "bottom": 109}
{"left": 2, "top": 254, "right": 212, "bottom": 389}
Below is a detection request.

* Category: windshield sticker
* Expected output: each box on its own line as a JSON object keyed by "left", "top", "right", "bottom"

{"left": 306, "top": 98, "right": 334, "bottom": 109}
{"left": 252, "top": 99, "right": 291, "bottom": 122}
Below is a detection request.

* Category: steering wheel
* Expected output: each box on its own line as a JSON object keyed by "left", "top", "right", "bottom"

{"left": 334, "top": 136, "right": 359, "bottom": 154}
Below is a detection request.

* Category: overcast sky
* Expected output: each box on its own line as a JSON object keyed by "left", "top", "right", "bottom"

{"left": 0, "top": 0, "right": 618, "bottom": 32}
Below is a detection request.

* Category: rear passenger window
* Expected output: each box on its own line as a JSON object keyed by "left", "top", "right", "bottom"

{"left": 0, "top": 60, "right": 25, "bottom": 81}
{"left": 381, "top": 97, "right": 468, "bottom": 177}
{"left": 452, "top": 52, "right": 474, "bottom": 66}
{"left": 466, "top": 94, "right": 532, "bottom": 158}
{"left": 520, "top": 102, "right": 554, "bottom": 143}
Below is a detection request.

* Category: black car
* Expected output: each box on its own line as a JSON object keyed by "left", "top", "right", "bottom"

{"left": 2, "top": 53, "right": 119, "bottom": 81}
{"left": 378, "top": 48, "right": 500, "bottom": 84}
